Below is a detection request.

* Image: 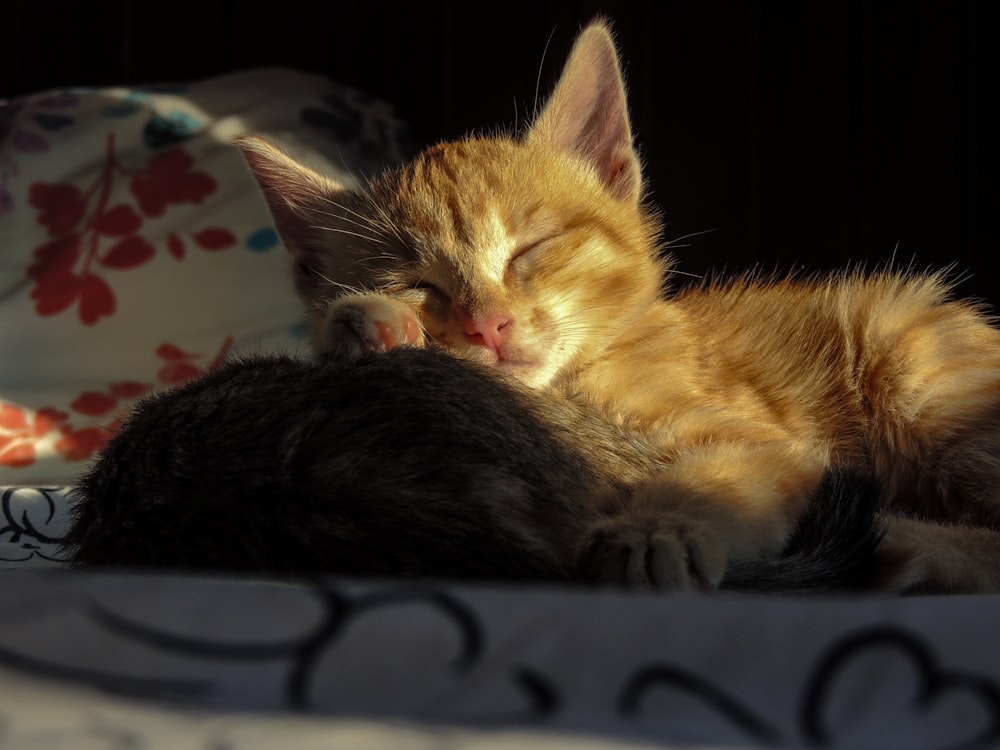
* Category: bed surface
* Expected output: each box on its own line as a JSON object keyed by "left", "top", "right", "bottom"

{"left": 2, "top": 569, "right": 999, "bottom": 749}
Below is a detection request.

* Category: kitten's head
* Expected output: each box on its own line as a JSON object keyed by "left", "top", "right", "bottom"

{"left": 237, "top": 20, "right": 665, "bottom": 387}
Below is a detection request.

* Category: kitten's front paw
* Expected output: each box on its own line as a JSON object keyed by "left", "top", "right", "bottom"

{"left": 316, "top": 295, "right": 424, "bottom": 360}
{"left": 577, "top": 514, "right": 728, "bottom": 591}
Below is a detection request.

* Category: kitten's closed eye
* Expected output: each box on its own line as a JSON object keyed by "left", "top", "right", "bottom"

{"left": 381, "top": 280, "right": 451, "bottom": 310}
{"left": 510, "top": 237, "right": 554, "bottom": 266}
{"left": 507, "top": 236, "right": 561, "bottom": 284}
{"left": 409, "top": 280, "right": 449, "bottom": 301}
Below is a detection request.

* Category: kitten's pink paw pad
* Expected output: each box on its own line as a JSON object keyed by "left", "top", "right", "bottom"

{"left": 578, "top": 516, "right": 727, "bottom": 591}
{"left": 319, "top": 296, "right": 424, "bottom": 359}
{"left": 375, "top": 315, "right": 422, "bottom": 349}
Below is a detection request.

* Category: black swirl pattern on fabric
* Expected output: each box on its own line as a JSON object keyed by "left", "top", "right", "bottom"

{"left": 0, "top": 638, "right": 213, "bottom": 701}
{"left": 800, "top": 627, "right": 1000, "bottom": 749}
{"left": 1, "top": 578, "right": 999, "bottom": 749}
{"left": 619, "top": 663, "right": 782, "bottom": 744}
{"left": 84, "top": 583, "right": 554, "bottom": 722}
{"left": 0, "top": 487, "right": 71, "bottom": 563}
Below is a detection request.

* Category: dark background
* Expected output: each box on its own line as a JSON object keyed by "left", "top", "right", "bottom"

{"left": 5, "top": 1, "right": 997, "bottom": 305}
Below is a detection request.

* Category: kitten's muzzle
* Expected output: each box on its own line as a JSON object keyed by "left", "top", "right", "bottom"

{"left": 463, "top": 313, "right": 513, "bottom": 357}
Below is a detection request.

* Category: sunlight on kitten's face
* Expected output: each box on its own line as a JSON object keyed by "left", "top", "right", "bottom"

{"left": 238, "top": 22, "right": 665, "bottom": 388}
{"left": 338, "top": 138, "right": 663, "bottom": 387}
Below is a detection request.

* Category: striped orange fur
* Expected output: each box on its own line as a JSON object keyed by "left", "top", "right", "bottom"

{"left": 237, "top": 20, "right": 1000, "bottom": 593}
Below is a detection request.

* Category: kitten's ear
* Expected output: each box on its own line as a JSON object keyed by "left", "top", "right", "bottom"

{"left": 528, "top": 20, "right": 642, "bottom": 202}
{"left": 234, "top": 135, "right": 348, "bottom": 254}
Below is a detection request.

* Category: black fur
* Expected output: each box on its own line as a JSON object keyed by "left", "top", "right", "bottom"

{"left": 67, "top": 350, "right": 640, "bottom": 580}
{"left": 66, "top": 350, "right": 883, "bottom": 590}
{"left": 722, "top": 471, "right": 884, "bottom": 592}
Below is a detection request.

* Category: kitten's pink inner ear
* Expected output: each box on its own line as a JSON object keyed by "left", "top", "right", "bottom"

{"left": 529, "top": 22, "right": 642, "bottom": 202}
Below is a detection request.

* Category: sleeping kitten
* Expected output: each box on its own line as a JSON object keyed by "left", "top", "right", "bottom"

{"left": 235, "top": 19, "right": 1000, "bottom": 594}
{"left": 66, "top": 348, "right": 881, "bottom": 591}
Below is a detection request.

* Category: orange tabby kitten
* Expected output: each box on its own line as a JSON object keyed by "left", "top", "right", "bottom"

{"left": 236, "top": 20, "right": 1000, "bottom": 594}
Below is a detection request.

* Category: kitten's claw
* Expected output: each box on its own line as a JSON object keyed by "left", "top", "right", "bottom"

{"left": 578, "top": 515, "right": 727, "bottom": 591}
{"left": 317, "top": 296, "right": 424, "bottom": 360}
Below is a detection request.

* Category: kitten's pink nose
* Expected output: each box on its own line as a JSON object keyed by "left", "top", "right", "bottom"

{"left": 463, "top": 313, "right": 512, "bottom": 355}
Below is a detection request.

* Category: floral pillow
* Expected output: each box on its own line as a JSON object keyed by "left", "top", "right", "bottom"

{"left": 0, "top": 68, "right": 408, "bottom": 488}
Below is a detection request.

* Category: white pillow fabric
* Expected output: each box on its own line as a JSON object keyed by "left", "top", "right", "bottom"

{"left": 0, "top": 68, "right": 406, "bottom": 504}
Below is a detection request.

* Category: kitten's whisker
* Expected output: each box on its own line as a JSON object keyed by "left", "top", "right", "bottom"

{"left": 552, "top": 318, "right": 622, "bottom": 337}
{"left": 309, "top": 226, "right": 388, "bottom": 245}
{"left": 315, "top": 272, "right": 365, "bottom": 296}
{"left": 307, "top": 268, "right": 366, "bottom": 297}
{"left": 667, "top": 269, "right": 704, "bottom": 280}
{"left": 533, "top": 26, "right": 559, "bottom": 122}
{"left": 327, "top": 145, "right": 367, "bottom": 194}
{"left": 315, "top": 199, "right": 401, "bottom": 246}
{"left": 313, "top": 193, "right": 385, "bottom": 229}
{"left": 354, "top": 255, "right": 399, "bottom": 268}
{"left": 308, "top": 207, "right": 385, "bottom": 235}
{"left": 665, "top": 229, "right": 719, "bottom": 247}
{"left": 358, "top": 190, "right": 407, "bottom": 244}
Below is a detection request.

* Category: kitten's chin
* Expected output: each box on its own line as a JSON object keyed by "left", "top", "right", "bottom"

{"left": 454, "top": 343, "right": 564, "bottom": 388}
{"left": 455, "top": 349, "right": 542, "bottom": 386}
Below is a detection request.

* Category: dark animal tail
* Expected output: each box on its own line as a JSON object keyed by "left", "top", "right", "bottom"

{"left": 720, "top": 470, "right": 884, "bottom": 593}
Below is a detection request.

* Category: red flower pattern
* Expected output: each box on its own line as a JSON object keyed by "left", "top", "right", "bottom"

{"left": 0, "top": 405, "right": 69, "bottom": 468}
{"left": 30, "top": 183, "right": 87, "bottom": 235}
{"left": 130, "top": 147, "right": 217, "bottom": 217}
{"left": 25, "top": 133, "right": 237, "bottom": 326}
{"left": 0, "top": 336, "right": 233, "bottom": 469}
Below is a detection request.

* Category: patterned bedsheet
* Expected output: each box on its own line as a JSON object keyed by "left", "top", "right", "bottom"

{"left": 2, "top": 570, "right": 999, "bottom": 749}
{"left": 0, "top": 485, "right": 71, "bottom": 566}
